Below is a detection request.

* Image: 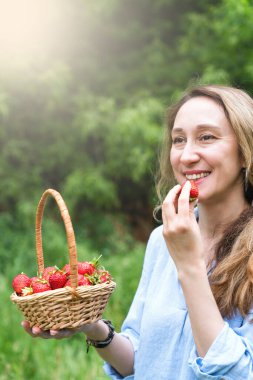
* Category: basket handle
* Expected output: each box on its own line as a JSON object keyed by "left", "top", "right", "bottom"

{"left": 35, "top": 189, "right": 78, "bottom": 289}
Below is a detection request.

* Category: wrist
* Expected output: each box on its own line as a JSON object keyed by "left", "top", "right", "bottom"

{"left": 85, "top": 320, "right": 110, "bottom": 340}
{"left": 177, "top": 260, "right": 207, "bottom": 282}
{"left": 86, "top": 320, "right": 115, "bottom": 353}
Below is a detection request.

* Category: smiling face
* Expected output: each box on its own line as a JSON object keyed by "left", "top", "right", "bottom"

{"left": 170, "top": 96, "right": 245, "bottom": 204}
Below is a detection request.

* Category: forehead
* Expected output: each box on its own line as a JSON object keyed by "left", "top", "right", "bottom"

{"left": 173, "top": 96, "right": 230, "bottom": 130}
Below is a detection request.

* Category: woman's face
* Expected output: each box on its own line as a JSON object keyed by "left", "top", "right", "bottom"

{"left": 170, "top": 96, "right": 245, "bottom": 204}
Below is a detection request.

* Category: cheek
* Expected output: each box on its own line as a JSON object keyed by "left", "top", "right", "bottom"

{"left": 169, "top": 150, "right": 181, "bottom": 180}
{"left": 210, "top": 148, "right": 243, "bottom": 178}
{"left": 219, "top": 144, "right": 242, "bottom": 167}
{"left": 169, "top": 149, "right": 179, "bottom": 168}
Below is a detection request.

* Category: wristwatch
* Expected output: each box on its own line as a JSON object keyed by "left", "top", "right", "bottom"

{"left": 86, "top": 319, "right": 115, "bottom": 353}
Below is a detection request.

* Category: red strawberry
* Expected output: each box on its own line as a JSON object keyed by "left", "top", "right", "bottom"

{"left": 31, "top": 276, "right": 46, "bottom": 284}
{"left": 78, "top": 276, "right": 92, "bottom": 286}
{"left": 49, "top": 269, "right": 67, "bottom": 289}
{"left": 31, "top": 277, "right": 51, "bottom": 293}
{"left": 179, "top": 180, "right": 199, "bottom": 202}
{"left": 30, "top": 276, "right": 39, "bottom": 282}
{"left": 64, "top": 274, "right": 91, "bottom": 287}
{"left": 99, "top": 270, "right": 112, "bottom": 283}
{"left": 64, "top": 274, "right": 82, "bottom": 287}
{"left": 78, "top": 261, "right": 95, "bottom": 275}
{"left": 12, "top": 273, "right": 31, "bottom": 295}
{"left": 42, "top": 266, "right": 57, "bottom": 281}
{"left": 62, "top": 263, "right": 70, "bottom": 276}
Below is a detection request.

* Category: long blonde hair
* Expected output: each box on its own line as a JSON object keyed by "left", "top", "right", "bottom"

{"left": 210, "top": 207, "right": 253, "bottom": 318}
{"left": 156, "top": 84, "right": 253, "bottom": 317}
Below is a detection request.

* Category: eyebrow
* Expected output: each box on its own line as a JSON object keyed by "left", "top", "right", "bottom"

{"left": 171, "top": 124, "right": 221, "bottom": 134}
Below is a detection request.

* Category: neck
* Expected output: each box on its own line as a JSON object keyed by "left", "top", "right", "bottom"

{"left": 197, "top": 189, "right": 250, "bottom": 269}
{"left": 197, "top": 196, "right": 250, "bottom": 240}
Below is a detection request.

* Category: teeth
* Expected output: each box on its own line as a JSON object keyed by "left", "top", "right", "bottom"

{"left": 186, "top": 172, "right": 210, "bottom": 180}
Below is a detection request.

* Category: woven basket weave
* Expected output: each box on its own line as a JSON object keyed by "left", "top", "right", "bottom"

{"left": 10, "top": 189, "right": 116, "bottom": 330}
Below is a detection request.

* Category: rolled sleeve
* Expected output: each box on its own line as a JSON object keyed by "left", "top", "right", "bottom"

{"left": 103, "top": 361, "right": 134, "bottom": 380}
{"left": 103, "top": 363, "right": 125, "bottom": 380}
{"left": 189, "top": 322, "right": 253, "bottom": 379}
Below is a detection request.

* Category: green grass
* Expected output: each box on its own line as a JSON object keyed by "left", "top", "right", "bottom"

{"left": 1, "top": 218, "right": 145, "bottom": 380}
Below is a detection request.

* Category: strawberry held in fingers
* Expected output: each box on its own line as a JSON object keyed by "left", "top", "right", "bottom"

{"left": 179, "top": 180, "right": 199, "bottom": 202}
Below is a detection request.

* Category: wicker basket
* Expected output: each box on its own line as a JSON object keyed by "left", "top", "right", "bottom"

{"left": 10, "top": 189, "right": 116, "bottom": 330}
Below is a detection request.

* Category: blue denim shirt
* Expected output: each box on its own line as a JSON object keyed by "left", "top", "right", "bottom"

{"left": 104, "top": 225, "right": 253, "bottom": 380}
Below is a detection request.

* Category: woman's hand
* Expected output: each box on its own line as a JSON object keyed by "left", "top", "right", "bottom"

{"left": 162, "top": 181, "right": 205, "bottom": 272}
{"left": 21, "top": 320, "right": 96, "bottom": 339}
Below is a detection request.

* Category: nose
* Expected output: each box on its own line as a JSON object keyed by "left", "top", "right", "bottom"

{"left": 180, "top": 140, "right": 200, "bottom": 165}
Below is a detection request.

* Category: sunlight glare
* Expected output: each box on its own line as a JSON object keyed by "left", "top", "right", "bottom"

{"left": 0, "top": 0, "right": 62, "bottom": 62}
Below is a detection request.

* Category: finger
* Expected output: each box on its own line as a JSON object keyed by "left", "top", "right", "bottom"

{"left": 162, "top": 185, "right": 181, "bottom": 225}
{"left": 21, "top": 321, "right": 52, "bottom": 339}
{"left": 31, "top": 326, "right": 53, "bottom": 339}
{"left": 50, "top": 327, "right": 79, "bottom": 339}
{"left": 50, "top": 329, "right": 59, "bottom": 336}
{"left": 177, "top": 180, "right": 191, "bottom": 216}
{"left": 21, "top": 320, "right": 37, "bottom": 338}
{"left": 49, "top": 329, "right": 71, "bottom": 339}
{"left": 21, "top": 321, "right": 41, "bottom": 335}
{"left": 32, "top": 326, "right": 42, "bottom": 334}
{"left": 48, "top": 323, "right": 98, "bottom": 339}
{"left": 21, "top": 320, "right": 30, "bottom": 329}
{"left": 178, "top": 180, "right": 198, "bottom": 217}
{"left": 163, "top": 184, "right": 181, "bottom": 202}
{"left": 22, "top": 320, "right": 90, "bottom": 340}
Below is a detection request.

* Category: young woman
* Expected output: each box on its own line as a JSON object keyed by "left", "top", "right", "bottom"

{"left": 23, "top": 85, "right": 253, "bottom": 379}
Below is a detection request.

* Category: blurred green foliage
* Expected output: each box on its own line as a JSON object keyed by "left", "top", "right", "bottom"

{"left": 1, "top": 0, "right": 253, "bottom": 378}
{"left": 178, "top": 0, "right": 253, "bottom": 91}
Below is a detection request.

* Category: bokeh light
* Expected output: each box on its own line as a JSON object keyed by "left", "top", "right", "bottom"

{"left": 0, "top": 0, "right": 70, "bottom": 67}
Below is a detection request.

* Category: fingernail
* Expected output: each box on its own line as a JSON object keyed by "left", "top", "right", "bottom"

{"left": 32, "top": 326, "right": 40, "bottom": 334}
{"left": 50, "top": 330, "right": 58, "bottom": 336}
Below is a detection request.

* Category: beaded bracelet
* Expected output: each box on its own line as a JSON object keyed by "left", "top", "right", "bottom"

{"left": 86, "top": 319, "right": 115, "bottom": 353}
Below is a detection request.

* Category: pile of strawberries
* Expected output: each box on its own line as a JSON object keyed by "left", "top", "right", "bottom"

{"left": 12, "top": 256, "right": 112, "bottom": 296}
